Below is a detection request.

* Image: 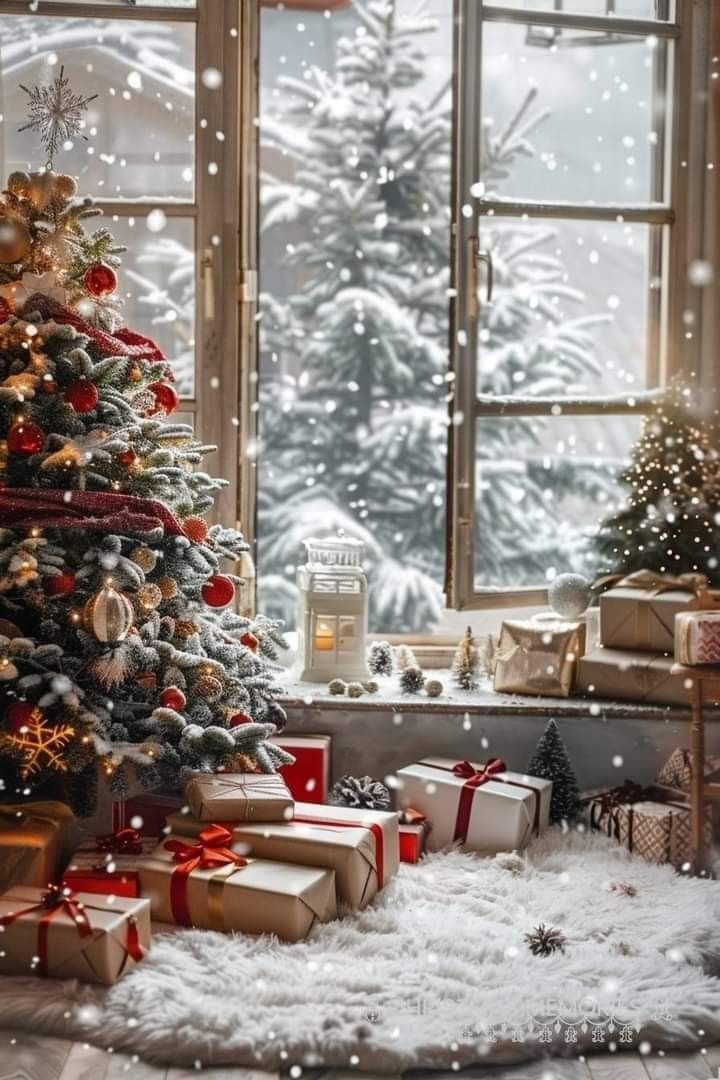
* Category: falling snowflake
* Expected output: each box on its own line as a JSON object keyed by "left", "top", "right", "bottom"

{"left": 5, "top": 708, "right": 75, "bottom": 777}
{"left": 18, "top": 66, "right": 98, "bottom": 168}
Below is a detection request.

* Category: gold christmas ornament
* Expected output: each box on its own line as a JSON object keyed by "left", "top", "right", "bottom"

{"left": 53, "top": 173, "right": 78, "bottom": 200}
{"left": 83, "top": 585, "right": 134, "bottom": 643}
{"left": 157, "top": 576, "right": 178, "bottom": 600}
{"left": 129, "top": 546, "right": 157, "bottom": 572}
{"left": 175, "top": 619, "right": 199, "bottom": 639}
{"left": 27, "top": 170, "right": 57, "bottom": 211}
{"left": 230, "top": 753, "right": 262, "bottom": 774}
{"left": 136, "top": 582, "right": 163, "bottom": 611}
{"left": 195, "top": 673, "right": 223, "bottom": 700}
{"left": 0, "top": 440, "right": 8, "bottom": 471}
{"left": 6, "top": 171, "right": 31, "bottom": 198}
{"left": 0, "top": 214, "right": 31, "bottom": 264}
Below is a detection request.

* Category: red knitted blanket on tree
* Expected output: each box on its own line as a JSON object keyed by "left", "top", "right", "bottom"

{"left": 0, "top": 489, "right": 186, "bottom": 537}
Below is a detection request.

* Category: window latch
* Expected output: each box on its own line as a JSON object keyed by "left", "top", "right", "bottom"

{"left": 467, "top": 237, "right": 493, "bottom": 320}
{"left": 201, "top": 246, "right": 215, "bottom": 322}
{"left": 238, "top": 268, "right": 258, "bottom": 304}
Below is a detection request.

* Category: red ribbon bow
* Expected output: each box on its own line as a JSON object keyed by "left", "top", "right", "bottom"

{"left": 0, "top": 885, "right": 92, "bottom": 977}
{"left": 164, "top": 825, "right": 247, "bottom": 926}
{"left": 452, "top": 758, "right": 507, "bottom": 786}
{"left": 96, "top": 827, "right": 143, "bottom": 857}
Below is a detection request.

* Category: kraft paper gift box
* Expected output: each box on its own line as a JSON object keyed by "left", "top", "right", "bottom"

{"left": 185, "top": 771, "right": 294, "bottom": 823}
{"left": 396, "top": 757, "right": 552, "bottom": 854}
{"left": 584, "top": 783, "right": 712, "bottom": 867}
{"left": 270, "top": 734, "right": 331, "bottom": 804}
{"left": 576, "top": 647, "right": 689, "bottom": 706}
{"left": 599, "top": 570, "right": 710, "bottom": 654}
{"left": 0, "top": 885, "right": 150, "bottom": 985}
{"left": 0, "top": 800, "right": 79, "bottom": 892}
{"left": 63, "top": 830, "right": 158, "bottom": 898}
{"left": 139, "top": 827, "right": 336, "bottom": 941}
{"left": 493, "top": 619, "right": 585, "bottom": 698}
{"left": 165, "top": 799, "right": 398, "bottom": 910}
{"left": 675, "top": 610, "right": 720, "bottom": 665}
{"left": 657, "top": 746, "right": 720, "bottom": 792}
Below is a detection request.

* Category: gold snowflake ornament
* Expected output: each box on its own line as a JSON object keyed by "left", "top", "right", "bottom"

{"left": 7, "top": 707, "right": 75, "bottom": 777}
{"left": 19, "top": 66, "right": 97, "bottom": 169}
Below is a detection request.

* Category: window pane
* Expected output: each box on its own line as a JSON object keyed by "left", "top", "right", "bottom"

{"left": 474, "top": 413, "right": 644, "bottom": 590}
{"left": 480, "top": 21, "right": 667, "bottom": 203}
{"left": 43, "top": 1, "right": 196, "bottom": 5}
{"left": 0, "top": 17, "right": 195, "bottom": 200}
{"left": 476, "top": 216, "right": 658, "bottom": 398}
{"left": 256, "top": 0, "right": 452, "bottom": 635}
{"left": 485, "top": 1, "right": 672, "bottom": 16}
{"left": 108, "top": 214, "right": 195, "bottom": 397}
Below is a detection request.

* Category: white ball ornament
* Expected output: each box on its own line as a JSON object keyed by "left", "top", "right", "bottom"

{"left": 548, "top": 573, "right": 591, "bottom": 619}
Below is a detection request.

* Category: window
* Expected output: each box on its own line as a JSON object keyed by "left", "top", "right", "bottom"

{"left": 0, "top": 0, "right": 247, "bottom": 530}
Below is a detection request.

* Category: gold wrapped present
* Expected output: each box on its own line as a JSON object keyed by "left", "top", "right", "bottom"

{"left": 166, "top": 799, "right": 398, "bottom": 910}
{"left": 0, "top": 884, "right": 150, "bottom": 985}
{"left": 576, "top": 647, "right": 688, "bottom": 705}
{"left": 600, "top": 570, "right": 711, "bottom": 653}
{"left": 584, "top": 783, "right": 712, "bottom": 867}
{"left": 494, "top": 619, "right": 584, "bottom": 698}
{"left": 0, "top": 801, "right": 79, "bottom": 892}
{"left": 656, "top": 746, "right": 720, "bottom": 792}
{"left": 138, "top": 825, "right": 336, "bottom": 941}
{"left": 185, "top": 772, "right": 294, "bottom": 823}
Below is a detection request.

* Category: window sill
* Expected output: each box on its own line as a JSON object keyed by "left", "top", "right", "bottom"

{"left": 276, "top": 668, "right": 706, "bottom": 720}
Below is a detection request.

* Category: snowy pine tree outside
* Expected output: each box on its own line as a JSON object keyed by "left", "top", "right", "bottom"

{"left": 256, "top": 0, "right": 649, "bottom": 634}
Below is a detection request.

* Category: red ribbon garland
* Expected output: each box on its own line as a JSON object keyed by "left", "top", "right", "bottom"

{"left": 292, "top": 814, "right": 386, "bottom": 887}
{"left": 96, "top": 826, "right": 144, "bottom": 857}
{"left": 0, "top": 885, "right": 92, "bottom": 977}
{"left": 164, "top": 824, "right": 247, "bottom": 926}
{"left": 0, "top": 489, "right": 187, "bottom": 538}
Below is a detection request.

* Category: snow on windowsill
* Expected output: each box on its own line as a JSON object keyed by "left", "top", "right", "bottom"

{"left": 276, "top": 667, "right": 701, "bottom": 719}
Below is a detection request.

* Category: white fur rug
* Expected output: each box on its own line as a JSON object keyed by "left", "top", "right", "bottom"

{"left": 2, "top": 829, "right": 720, "bottom": 1072}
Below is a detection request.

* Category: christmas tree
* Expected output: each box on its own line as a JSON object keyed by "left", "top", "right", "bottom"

{"left": 257, "top": 4, "right": 615, "bottom": 632}
{"left": 526, "top": 719, "right": 580, "bottom": 824}
{"left": 452, "top": 626, "right": 479, "bottom": 691}
{"left": 0, "top": 70, "right": 292, "bottom": 814}
{"left": 595, "top": 382, "right": 720, "bottom": 583}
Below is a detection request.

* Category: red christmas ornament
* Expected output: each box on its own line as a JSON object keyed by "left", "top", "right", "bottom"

{"left": 7, "top": 420, "right": 44, "bottom": 456}
{"left": 201, "top": 574, "right": 235, "bottom": 608}
{"left": 5, "top": 701, "right": 39, "bottom": 734}
{"left": 159, "top": 686, "right": 187, "bottom": 711}
{"left": 240, "top": 632, "right": 259, "bottom": 652}
{"left": 44, "top": 571, "right": 76, "bottom": 597}
{"left": 84, "top": 263, "right": 118, "bottom": 298}
{"left": 118, "top": 449, "right": 137, "bottom": 467}
{"left": 64, "top": 379, "right": 99, "bottom": 413}
{"left": 229, "top": 711, "right": 253, "bottom": 727}
{"left": 41, "top": 378, "right": 58, "bottom": 395}
{"left": 136, "top": 671, "right": 158, "bottom": 691}
{"left": 148, "top": 382, "right": 179, "bottom": 416}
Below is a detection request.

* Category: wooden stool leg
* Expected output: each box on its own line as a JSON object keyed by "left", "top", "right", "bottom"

{"left": 690, "top": 677, "right": 706, "bottom": 873}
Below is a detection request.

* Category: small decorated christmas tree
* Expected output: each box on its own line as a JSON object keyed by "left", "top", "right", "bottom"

{"left": 452, "top": 626, "right": 479, "bottom": 691}
{"left": 0, "top": 70, "right": 292, "bottom": 813}
{"left": 367, "top": 640, "right": 393, "bottom": 677}
{"left": 595, "top": 382, "right": 720, "bottom": 582}
{"left": 526, "top": 719, "right": 580, "bottom": 824}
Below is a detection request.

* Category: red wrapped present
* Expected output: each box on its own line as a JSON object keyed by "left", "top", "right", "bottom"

{"left": 63, "top": 828, "right": 157, "bottom": 898}
{"left": 269, "top": 734, "right": 331, "bottom": 804}
{"left": 112, "top": 791, "right": 185, "bottom": 838}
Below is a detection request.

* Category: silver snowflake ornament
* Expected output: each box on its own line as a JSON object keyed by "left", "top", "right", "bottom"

{"left": 19, "top": 66, "right": 97, "bottom": 168}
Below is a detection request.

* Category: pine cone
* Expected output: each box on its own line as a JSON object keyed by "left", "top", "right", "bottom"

{"left": 608, "top": 880, "right": 638, "bottom": 898}
{"left": 328, "top": 774, "right": 392, "bottom": 811}
{"left": 524, "top": 924, "right": 566, "bottom": 957}
{"left": 400, "top": 666, "right": 425, "bottom": 694}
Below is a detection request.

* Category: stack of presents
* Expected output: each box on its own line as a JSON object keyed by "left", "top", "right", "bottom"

{"left": 494, "top": 569, "right": 720, "bottom": 704}
{"left": 0, "top": 729, "right": 714, "bottom": 986}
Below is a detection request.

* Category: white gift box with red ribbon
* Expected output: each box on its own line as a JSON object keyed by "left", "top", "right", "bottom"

{"left": 396, "top": 757, "right": 552, "bottom": 853}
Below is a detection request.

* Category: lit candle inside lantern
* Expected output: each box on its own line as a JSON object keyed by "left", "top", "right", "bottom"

{"left": 314, "top": 620, "right": 335, "bottom": 651}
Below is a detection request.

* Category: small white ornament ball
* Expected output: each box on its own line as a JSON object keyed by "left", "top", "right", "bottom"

{"left": 425, "top": 678, "right": 444, "bottom": 698}
{"left": 548, "top": 573, "right": 591, "bottom": 619}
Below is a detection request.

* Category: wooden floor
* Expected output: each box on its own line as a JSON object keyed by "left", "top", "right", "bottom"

{"left": 1, "top": 1032, "right": 719, "bottom": 1080}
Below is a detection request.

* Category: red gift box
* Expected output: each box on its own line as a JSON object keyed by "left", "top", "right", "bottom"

{"left": 63, "top": 830, "right": 158, "bottom": 898}
{"left": 269, "top": 734, "right": 331, "bottom": 804}
{"left": 399, "top": 822, "right": 426, "bottom": 864}
{"left": 113, "top": 792, "right": 185, "bottom": 839}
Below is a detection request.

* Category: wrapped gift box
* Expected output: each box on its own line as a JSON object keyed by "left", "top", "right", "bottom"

{"left": 114, "top": 791, "right": 185, "bottom": 838}
{"left": 166, "top": 799, "right": 398, "bottom": 910}
{"left": 600, "top": 571, "right": 708, "bottom": 653}
{"left": 185, "top": 772, "right": 294, "bottom": 823}
{"left": 396, "top": 757, "right": 552, "bottom": 853}
{"left": 584, "top": 783, "right": 712, "bottom": 867}
{"left": 270, "top": 734, "right": 331, "bottom": 803}
{"left": 675, "top": 610, "right": 720, "bottom": 665}
{"left": 399, "top": 822, "right": 426, "bottom": 863}
{"left": 0, "top": 885, "right": 150, "bottom": 984}
{"left": 576, "top": 647, "right": 688, "bottom": 706}
{"left": 139, "top": 828, "right": 336, "bottom": 941}
{"left": 656, "top": 746, "right": 720, "bottom": 792}
{"left": 63, "top": 830, "right": 158, "bottom": 898}
{"left": 494, "top": 619, "right": 584, "bottom": 698}
{"left": 0, "top": 801, "right": 79, "bottom": 892}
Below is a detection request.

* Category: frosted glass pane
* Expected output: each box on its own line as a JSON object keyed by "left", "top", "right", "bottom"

{"left": 0, "top": 17, "right": 195, "bottom": 199}
{"left": 108, "top": 214, "right": 195, "bottom": 398}
{"left": 486, "top": 1, "right": 671, "bottom": 14}
{"left": 480, "top": 22, "right": 667, "bottom": 203}
{"left": 474, "top": 413, "right": 644, "bottom": 590}
{"left": 476, "top": 217, "right": 655, "bottom": 397}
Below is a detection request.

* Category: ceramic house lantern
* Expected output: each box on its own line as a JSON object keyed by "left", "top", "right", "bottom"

{"left": 297, "top": 536, "right": 370, "bottom": 682}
